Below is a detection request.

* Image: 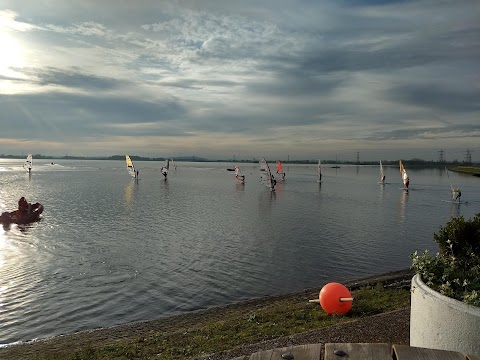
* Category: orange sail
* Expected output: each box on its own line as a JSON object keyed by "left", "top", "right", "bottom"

{"left": 276, "top": 160, "right": 283, "bottom": 173}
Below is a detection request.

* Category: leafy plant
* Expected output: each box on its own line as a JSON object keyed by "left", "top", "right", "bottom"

{"left": 411, "top": 213, "right": 480, "bottom": 306}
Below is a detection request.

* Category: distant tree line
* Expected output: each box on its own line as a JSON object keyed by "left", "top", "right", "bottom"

{"left": 0, "top": 154, "right": 476, "bottom": 166}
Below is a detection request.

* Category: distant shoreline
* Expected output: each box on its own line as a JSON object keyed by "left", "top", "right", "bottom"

{"left": 449, "top": 166, "right": 480, "bottom": 177}
{"left": 1, "top": 155, "right": 477, "bottom": 167}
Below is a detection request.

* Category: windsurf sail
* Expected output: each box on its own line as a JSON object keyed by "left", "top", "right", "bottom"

{"left": 399, "top": 160, "right": 409, "bottom": 188}
{"left": 276, "top": 160, "right": 285, "bottom": 180}
{"left": 445, "top": 166, "right": 453, "bottom": 192}
{"left": 171, "top": 159, "right": 177, "bottom": 170}
{"left": 445, "top": 167, "right": 461, "bottom": 202}
{"left": 23, "top": 154, "right": 32, "bottom": 173}
{"left": 161, "top": 159, "right": 169, "bottom": 178}
{"left": 125, "top": 155, "right": 136, "bottom": 178}
{"left": 234, "top": 165, "right": 245, "bottom": 183}
{"left": 380, "top": 160, "right": 385, "bottom": 184}
{"left": 276, "top": 161, "right": 283, "bottom": 173}
{"left": 259, "top": 158, "right": 275, "bottom": 191}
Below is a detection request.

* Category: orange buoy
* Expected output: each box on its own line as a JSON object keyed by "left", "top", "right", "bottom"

{"left": 319, "top": 282, "right": 353, "bottom": 315}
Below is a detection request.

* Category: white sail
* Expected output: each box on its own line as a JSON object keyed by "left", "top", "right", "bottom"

{"left": 445, "top": 166, "right": 462, "bottom": 202}
{"left": 171, "top": 159, "right": 177, "bottom": 170}
{"left": 234, "top": 165, "right": 245, "bottom": 183}
{"left": 445, "top": 166, "right": 453, "bottom": 191}
{"left": 125, "top": 155, "right": 136, "bottom": 178}
{"left": 23, "top": 154, "right": 32, "bottom": 173}
{"left": 161, "top": 159, "right": 169, "bottom": 178}
{"left": 379, "top": 160, "right": 385, "bottom": 184}
{"left": 259, "top": 158, "right": 275, "bottom": 191}
{"left": 399, "top": 160, "right": 409, "bottom": 188}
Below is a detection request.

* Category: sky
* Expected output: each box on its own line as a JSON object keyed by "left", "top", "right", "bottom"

{"left": 0, "top": 0, "right": 479, "bottom": 162}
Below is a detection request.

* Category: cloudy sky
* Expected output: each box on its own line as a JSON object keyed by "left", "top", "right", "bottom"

{"left": 0, "top": 0, "right": 479, "bottom": 161}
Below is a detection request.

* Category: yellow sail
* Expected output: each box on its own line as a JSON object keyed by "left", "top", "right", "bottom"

{"left": 125, "top": 155, "right": 136, "bottom": 178}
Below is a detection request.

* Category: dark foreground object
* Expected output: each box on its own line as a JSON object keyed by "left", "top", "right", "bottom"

{"left": 0, "top": 203, "right": 43, "bottom": 224}
{"left": 233, "top": 343, "right": 478, "bottom": 360}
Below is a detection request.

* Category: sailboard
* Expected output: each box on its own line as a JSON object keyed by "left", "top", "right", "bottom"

{"left": 378, "top": 160, "right": 385, "bottom": 184}
{"left": 399, "top": 160, "right": 409, "bottom": 190}
{"left": 23, "top": 154, "right": 33, "bottom": 173}
{"left": 259, "top": 158, "right": 276, "bottom": 191}
{"left": 441, "top": 199, "right": 468, "bottom": 204}
{"left": 125, "top": 155, "right": 137, "bottom": 178}
{"left": 276, "top": 160, "right": 286, "bottom": 181}
{"left": 317, "top": 160, "right": 322, "bottom": 183}
{"left": 234, "top": 165, "right": 245, "bottom": 183}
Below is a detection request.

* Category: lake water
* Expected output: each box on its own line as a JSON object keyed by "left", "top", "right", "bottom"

{"left": 0, "top": 159, "right": 479, "bottom": 345}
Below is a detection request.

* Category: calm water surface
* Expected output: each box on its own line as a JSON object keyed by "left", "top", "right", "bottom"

{"left": 0, "top": 159, "right": 479, "bottom": 345}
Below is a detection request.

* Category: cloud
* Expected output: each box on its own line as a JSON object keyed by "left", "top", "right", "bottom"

{"left": 388, "top": 84, "right": 480, "bottom": 112}
{"left": 0, "top": 0, "right": 478, "bottom": 159}
{"left": 16, "top": 67, "right": 127, "bottom": 90}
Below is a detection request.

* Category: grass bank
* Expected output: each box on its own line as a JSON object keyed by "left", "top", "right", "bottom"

{"left": 448, "top": 166, "right": 480, "bottom": 176}
{"left": 0, "top": 269, "right": 413, "bottom": 360}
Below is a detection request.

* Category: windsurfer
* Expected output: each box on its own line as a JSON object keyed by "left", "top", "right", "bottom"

{"left": 452, "top": 188, "right": 461, "bottom": 202}
{"left": 161, "top": 167, "right": 168, "bottom": 179}
{"left": 404, "top": 177, "right": 409, "bottom": 189}
{"left": 381, "top": 175, "right": 385, "bottom": 183}
{"left": 136, "top": 170, "right": 139, "bottom": 179}
{"left": 276, "top": 160, "right": 285, "bottom": 180}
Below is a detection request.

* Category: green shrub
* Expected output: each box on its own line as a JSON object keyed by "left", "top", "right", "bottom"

{"left": 411, "top": 213, "right": 480, "bottom": 306}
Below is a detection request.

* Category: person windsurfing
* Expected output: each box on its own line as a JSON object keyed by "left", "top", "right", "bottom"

{"left": 276, "top": 160, "right": 285, "bottom": 180}
{"left": 452, "top": 188, "right": 461, "bottom": 202}
{"left": 399, "top": 160, "right": 409, "bottom": 190}
{"left": 161, "top": 166, "right": 168, "bottom": 179}
{"left": 234, "top": 166, "right": 245, "bottom": 183}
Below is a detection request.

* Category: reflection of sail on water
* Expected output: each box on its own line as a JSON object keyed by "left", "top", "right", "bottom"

{"left": 125, "top": 155, "right": 136, "bottom": 178}
{"left": 124, "top": 180, "right": 134, "bottom": 207}
{"left": 398, "top": 190, "right": 408, "bottom": 223}
{"left": 24, "top": 154, "right": 32, "bottom": 173}
{"left": 259, "top": 158, "right": 275, "bottom": 191}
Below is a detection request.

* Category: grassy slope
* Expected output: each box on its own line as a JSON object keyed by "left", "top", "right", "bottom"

{"left": 0, "top": 270, "right": 412, "bottom": 360}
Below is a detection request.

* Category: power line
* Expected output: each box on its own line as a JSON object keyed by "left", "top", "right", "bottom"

{"left": 438, "top": 149, "right": 445, "bottom": 163}
{"left": 464, "top": 149, "right": 472, "bottom": 164}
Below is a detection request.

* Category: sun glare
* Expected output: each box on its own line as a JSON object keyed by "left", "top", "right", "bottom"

{"left": 0, "top": 30, "right": 25, "bottom": 78}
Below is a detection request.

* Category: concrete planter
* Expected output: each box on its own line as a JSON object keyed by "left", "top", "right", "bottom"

{"left": 410, "top": 274, "right": 480, "bottom": 356}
